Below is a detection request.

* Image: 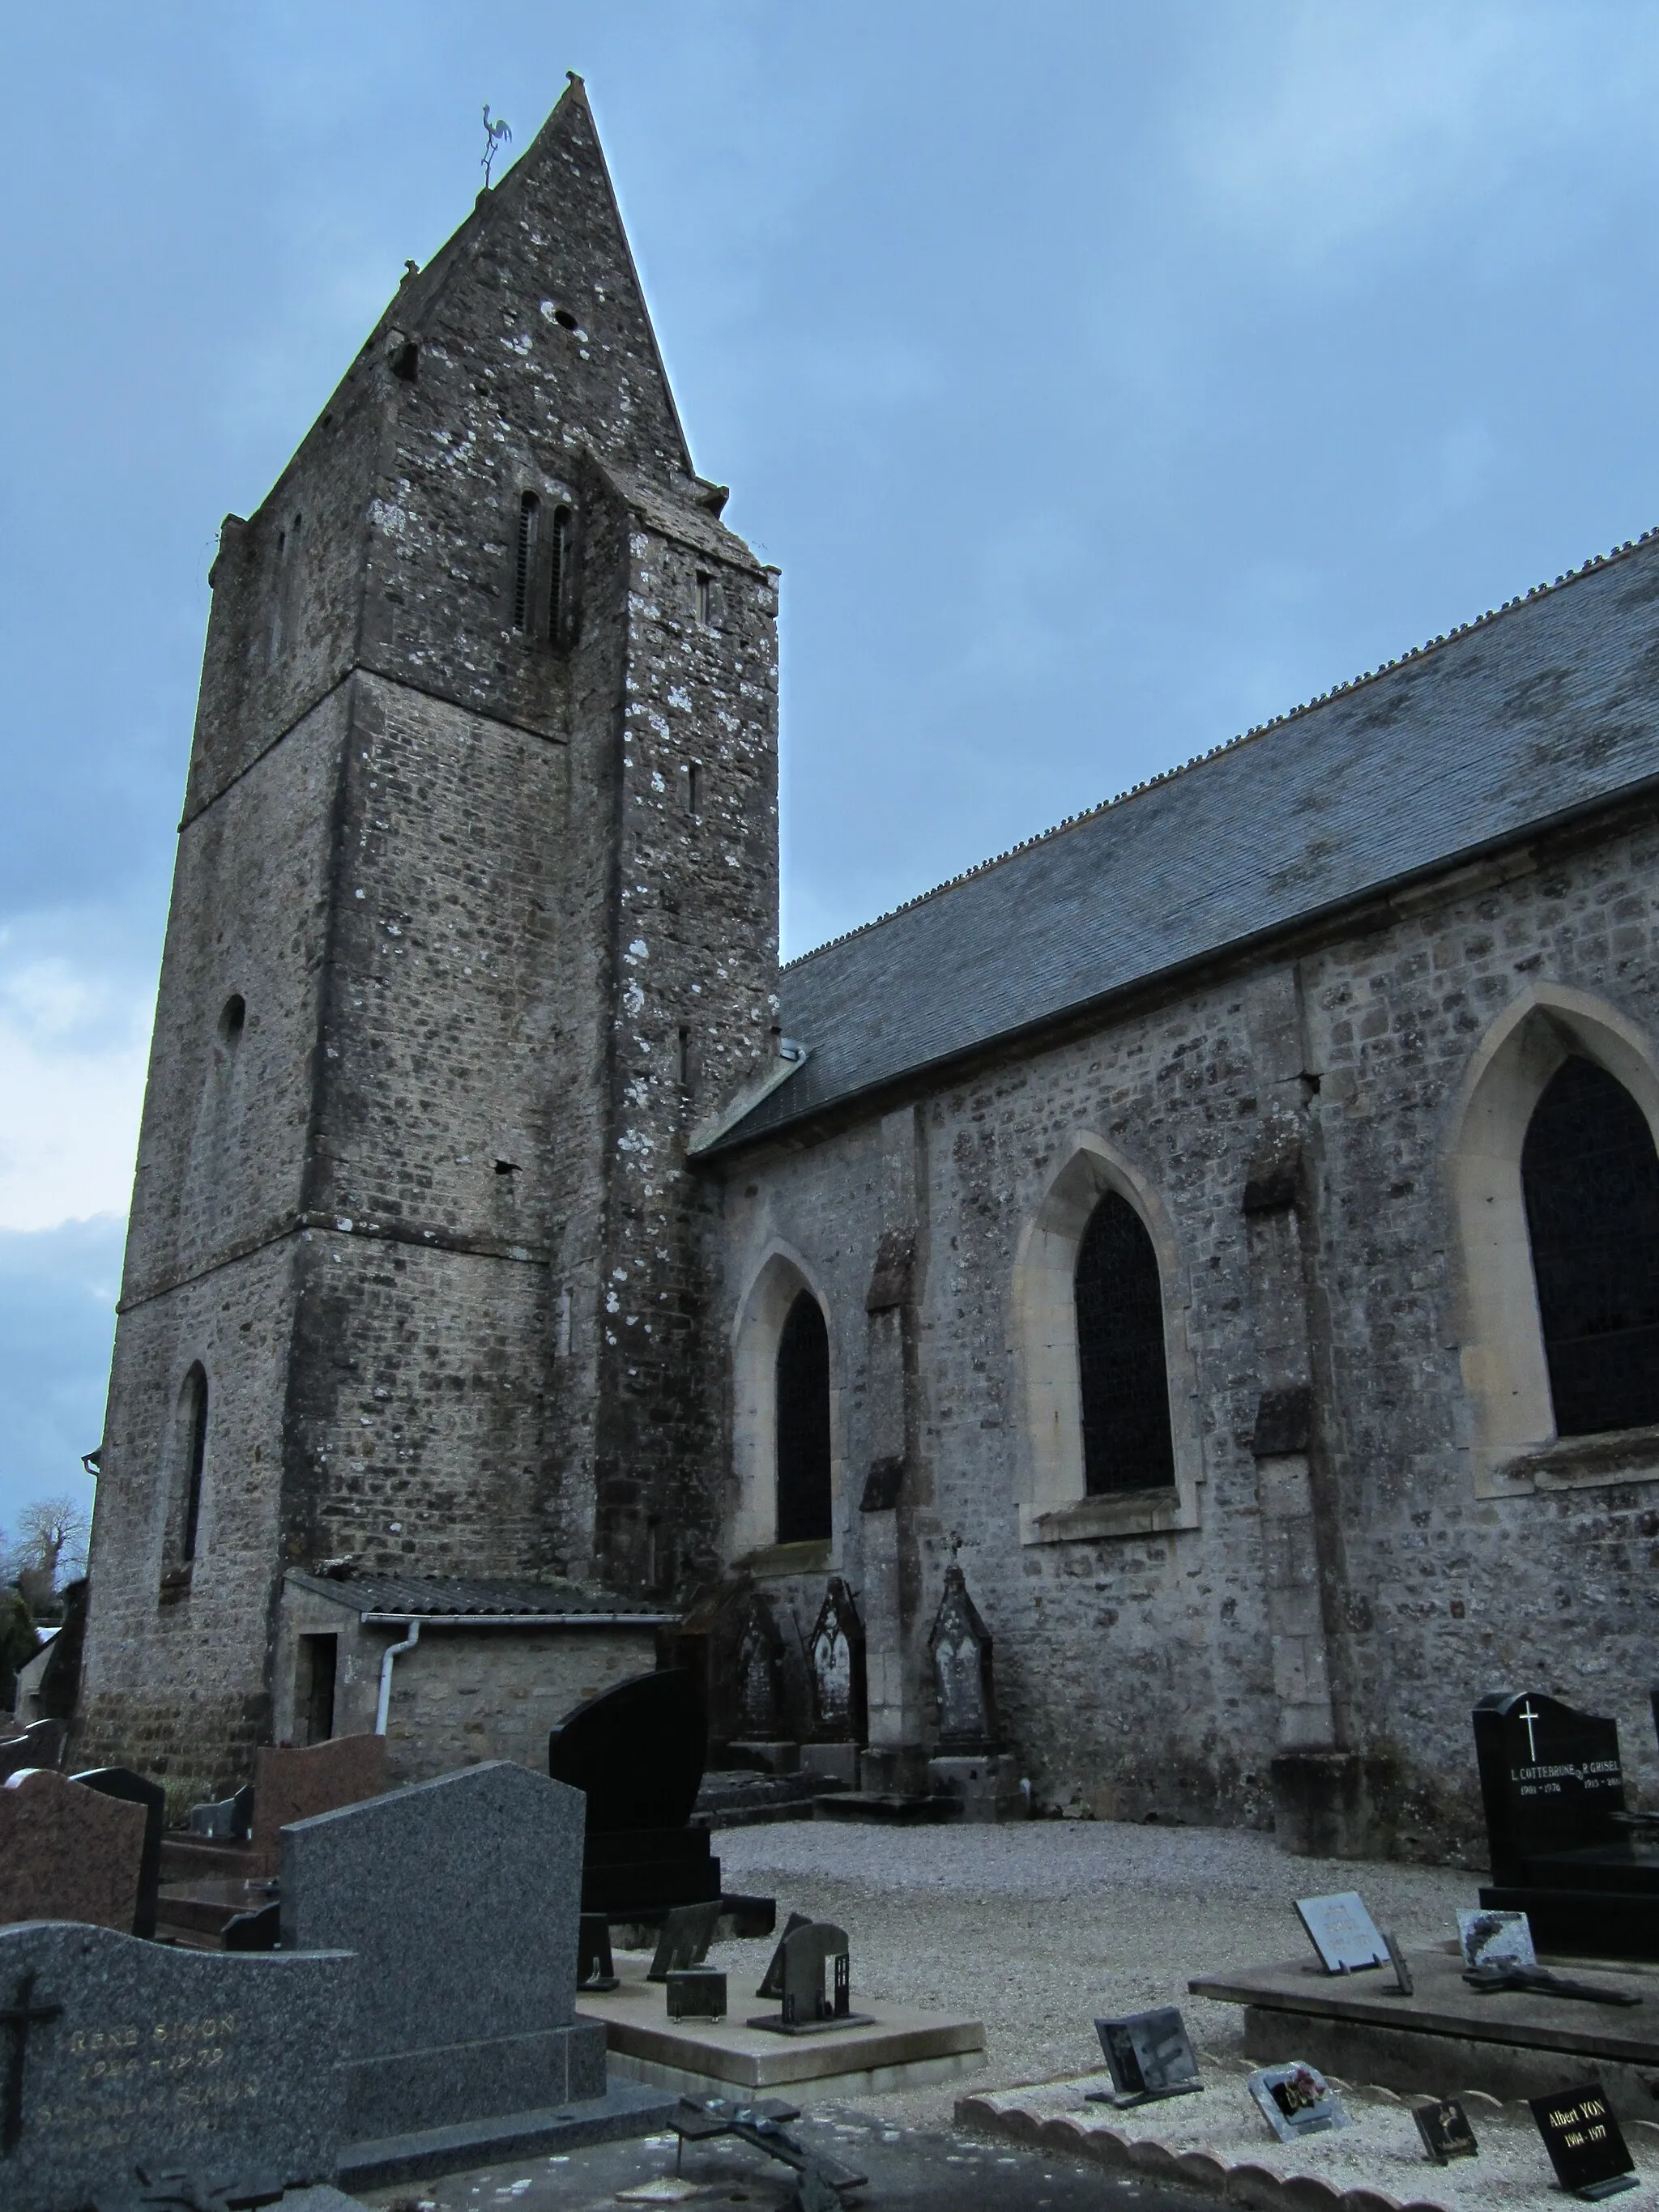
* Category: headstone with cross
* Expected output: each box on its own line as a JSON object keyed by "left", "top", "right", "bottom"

{"left": 1472, "top": 1690, "right": 1659, "bottom": 1958}
{"left": 0, "top": 1920, "right": 351, "bottom": 2212}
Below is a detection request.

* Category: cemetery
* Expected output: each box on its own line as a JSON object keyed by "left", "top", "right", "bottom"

{"left": 4, "top": 1665, "right": 1659, "bottom": 2209}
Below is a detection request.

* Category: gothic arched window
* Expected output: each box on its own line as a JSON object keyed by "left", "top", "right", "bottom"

{"left": 1074, "top": 1190, "right": 1175, "bottom": 1493}
{"left": 775, "top": 1290, "right": 832, "bottom": 1543}
{"left": 1521, "top": 1056, "right": 1659, "bottom": 1437}
{"left": 179, "top": 1364, "right": 209, "bottom": 1562}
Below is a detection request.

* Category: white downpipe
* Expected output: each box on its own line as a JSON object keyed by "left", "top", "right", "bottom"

{"left": 375, "top": 1620, "right": 420, "bottom": 1735}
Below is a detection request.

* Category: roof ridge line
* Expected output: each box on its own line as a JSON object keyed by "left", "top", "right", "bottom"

{"left": 783, "top": 524, "right": 1659, "bottom": 973}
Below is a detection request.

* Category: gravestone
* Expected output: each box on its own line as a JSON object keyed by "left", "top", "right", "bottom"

{"left": 1091, "top": 2008, "right": 1201, "bottom": 2103}
{"left": 1473, "top": 1691, "right": 1659, "bottom": 1956}
{"left": 0, "top": 1719, "right": 64, "bottom": 1780}
{"left": 71, "top": 1768, "right": 168, "bottom": 1941}
{"left": 280, "top": 1759, "right": 607, "bottom": 2145}
{"left": 733, "top": 1595, "right": 785, "bottom": 1741}
{"left": 0, "top": 1918, "right": 350, "bottom": 2212}
{"left": 1530, "top": 2082, "right": 1638, "bottom": 2198}
{"left": 667, "top": 1967, "right": 727, "bottom": 2021}
{"left": 249, "top": 1733, "right": 386, "bottom": 1874}
{"left": 1415, "top": 2099, "right": 1479, "bottom": 2164}
{"left": 748, "top": 1920, "right": 872, "bottom": 2035}
{"left": 928, "top": 1567, "right": 997, "bottom": 1752}
{"left": 0, "top": 1769, "right": 146, "bottom": 1933}
{"left": 188, "top": 1783, "right": 254, "bottom": 1841}
{"left": 1295, "top": 1891, "right": 1389, "bottom": 1974}
{"left": 549, "top": 1670, "right": 723, "bottom": 1921}
{"left": 805, "top": 1579, "right": 865, "bottom": 1745}
{"left": 1247, "top": 2061, "right": 1348, "bottom": 2142}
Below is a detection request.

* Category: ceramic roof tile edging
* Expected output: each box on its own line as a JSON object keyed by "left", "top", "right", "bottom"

{"left": 711, "top": 526, "right": 1659, "bottom": 1153}
{"left": 284, "top": 1569, "right": 676, "bottom": 1624}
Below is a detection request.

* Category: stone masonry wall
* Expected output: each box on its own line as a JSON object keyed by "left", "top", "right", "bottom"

{"left": 709, "top": 802, "right": 1659, "bottom": 1860}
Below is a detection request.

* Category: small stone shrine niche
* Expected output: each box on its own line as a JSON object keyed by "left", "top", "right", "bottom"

{"left": 734, "top": 1593, "right": 786, "bottom": 1741}
{"left": 806, "top": 1578, "right": 866, "bottom": 1744}
{"left": 929, "top": 1565, "right": 997, "bottom": 1752}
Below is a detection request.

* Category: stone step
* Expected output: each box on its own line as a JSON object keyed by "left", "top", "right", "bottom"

{"left": 812, "top": 1791, "right": 962, "bottom": 1825}
{"left": 159, "top": 1833, "right": 257, "bottom": 1882}
{"left": 154, "top": 1875, "right": 275, "bottom": 1947}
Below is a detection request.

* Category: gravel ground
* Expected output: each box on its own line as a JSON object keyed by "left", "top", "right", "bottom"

{"left": 710, "top": 1817, "right": 1490, "bottom": 2130}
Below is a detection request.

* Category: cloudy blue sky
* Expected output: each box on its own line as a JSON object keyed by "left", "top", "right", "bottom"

{"left": 5, "top": 3, "right": 1659, "bottom": 1539}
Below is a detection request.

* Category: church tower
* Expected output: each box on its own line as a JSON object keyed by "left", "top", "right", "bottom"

{"left": 79, "top": 81, "right": 780, "bottom": 1782}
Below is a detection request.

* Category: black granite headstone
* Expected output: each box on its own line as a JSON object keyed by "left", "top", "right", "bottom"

{"left": 1530, "top": 2082, "right": 1638, "bottom": 2197}
{"left": 549, "top": 1670, "right": 706, "bottom": 1832}
{"left": 1414, "top": 2099, "right": 1478, "bottom": 2163}
{"left": 1474, "top": 1692, "right": 1627, "bottom": 1886}
{"left": 71, "top": 1768, "right": 166, "bottom": 1942}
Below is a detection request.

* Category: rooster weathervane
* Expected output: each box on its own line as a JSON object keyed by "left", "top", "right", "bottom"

{"left": 481, "top": 105, "right": 512, "bottom": 189}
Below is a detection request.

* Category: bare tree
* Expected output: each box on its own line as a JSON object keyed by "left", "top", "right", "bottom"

{"left": 9, "top": 1495, "right": 91, "bottom": 1610}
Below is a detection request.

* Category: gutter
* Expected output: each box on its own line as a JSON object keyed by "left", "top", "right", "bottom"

{"left": 360, "top": 1611, "right": 676, "bottom": 1629}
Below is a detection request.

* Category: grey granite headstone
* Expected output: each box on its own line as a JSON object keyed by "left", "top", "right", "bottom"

{"left": 0, "top": 1920, "right": 352, "bottom": 2212}
{"left": 280, "top": 1759, "right": 605, "bottom": 2146}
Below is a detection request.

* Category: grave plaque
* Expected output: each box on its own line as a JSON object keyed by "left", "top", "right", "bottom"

{"left": 1414, "top": 2099, "right": 1479, "bottom": 2164}
{"left": 748, "top": 1921, "right": 873, "bottom": 2036}
{"left": 756, "top": 1911, "right": 812, "bottom": 1999}
{"left": 1247, "top": 2061, "right": 1348, "bottom": 2143}
{"left": 281, "top": 1761, "right": 605, "bottom": 2144}
{"left": 647, "top": 1899, "right": 721, "bottom": 1983}
{"left": 1384, "top": 1931, "right": 1414, "bottom": 1996}
{"left": 1530, "top": 2082, "right": 1639, "bottom": 2198}
{"left": 1473, "top": 1692, "right": 1626, "bottom": 1886}
{"left": 1091, "top": 2008, "right": 1202, "bottom": 2103}
{"left": 928, "top": 1566, "right": 998, "bottom": 1753}
{"left": 578, "top": 1914, "right": 619, "bottom": 1993}
{"left": 667, "top": 1968, "right": 727, "bottom": 2021}
{"left": 1295, "top": 1891, "right": 1389, "bottom": 1974}
{"left": 72, "top": 1768, "right": 167, "bottom": 1941}
{"left": 1459, "top": 1907, "right": 1536, "bottom": 1970}
{"left": 0, "top": 1769, "right": 146, "bottom": 1933}
{"left": 0, "top": 1919, "right": 350, "bottom": 2212}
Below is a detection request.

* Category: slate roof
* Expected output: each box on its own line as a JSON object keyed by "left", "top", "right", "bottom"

{"left": 715, "top": 531, "right": 1659, "bottom": 1151}
{"left": 285, "top": 1570, "right": 675, "bottom": 1622}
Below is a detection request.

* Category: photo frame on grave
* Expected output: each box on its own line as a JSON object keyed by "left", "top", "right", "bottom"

{"left": 1415, "top": 2099, "right": 1479, "bottom": 2164}
{"left": 1295, "top": 1891, "right": 1389, "bottom": 1974}
{"left": 1530, "top": 2082, "right": 1639, "bottom": 2199}
{"left": 1459, "top": 1907, "right": 1536, "bottom": 1971}
{"left": 648, "top": 1899, "right": 721, "bottom": 1983}
{"left": 1089, "top": 2008, "right": 1203, "bottom": 2105}
{"left": 1247, "top": 2062, "right": 1349, "bottom": 2143}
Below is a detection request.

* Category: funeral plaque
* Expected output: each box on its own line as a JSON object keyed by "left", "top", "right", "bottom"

{"left": 1295, "top": 1891, "right": 1390, "bottom": 1974}
{"left": 1530, "top": 2082, "right": 1639, "bottom": 2198}
{"left": 1090, "top": 2008, "right": 1202, "bottom": 2104}
{"left": 1414, "top": 2099, "right": 1479, "bottom": 2164}
{"left": 1459, "top": 1907, "right": 1536, "bottom": 1971}
{"left": 0, "top": 1920, "right": 351, "bottom": 2212}
{"left": 1247, "top": 2061, "right": 1348, "bottom": 2143}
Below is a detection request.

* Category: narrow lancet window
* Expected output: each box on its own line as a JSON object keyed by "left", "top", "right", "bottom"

{"left": 776, "top": 1291, "right": 832, "bottom": 1543}
{"left": 1521, "top": 1056, "right": 1659, "bottom": 1436}
{"left": 1074, "top": 1191, "right": 1175, "bottom": 1493}
{"left": 548, "top": 505, "right": 573, "bottom": 646}
{"left": 696, "top": 570, "right": 712, "bottom": 626}
{"left": 513, "top": 492, "right": 539, "bottom": 631}
{"left": 180, "top": 1364, "right": 209, "bottom": 1562}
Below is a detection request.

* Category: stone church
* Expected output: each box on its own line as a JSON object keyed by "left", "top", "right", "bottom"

{"left": 79, "top": 80, "right": 1659, "bottom": 1860}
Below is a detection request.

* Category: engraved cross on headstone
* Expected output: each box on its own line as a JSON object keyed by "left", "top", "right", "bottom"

{"left": 0, "top": 1967, "right": 62, "bottom": 2154}
{"left": 1519, "top": 1701, "right": 1542, "bottom": 1762}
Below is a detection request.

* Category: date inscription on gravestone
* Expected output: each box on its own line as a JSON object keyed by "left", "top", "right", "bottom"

{"left": 1530, "top": 2083, "right": 1639, "bottom": 2200}
{"left": 0, "top": 1921, "right": 350, "bottom": 2212}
